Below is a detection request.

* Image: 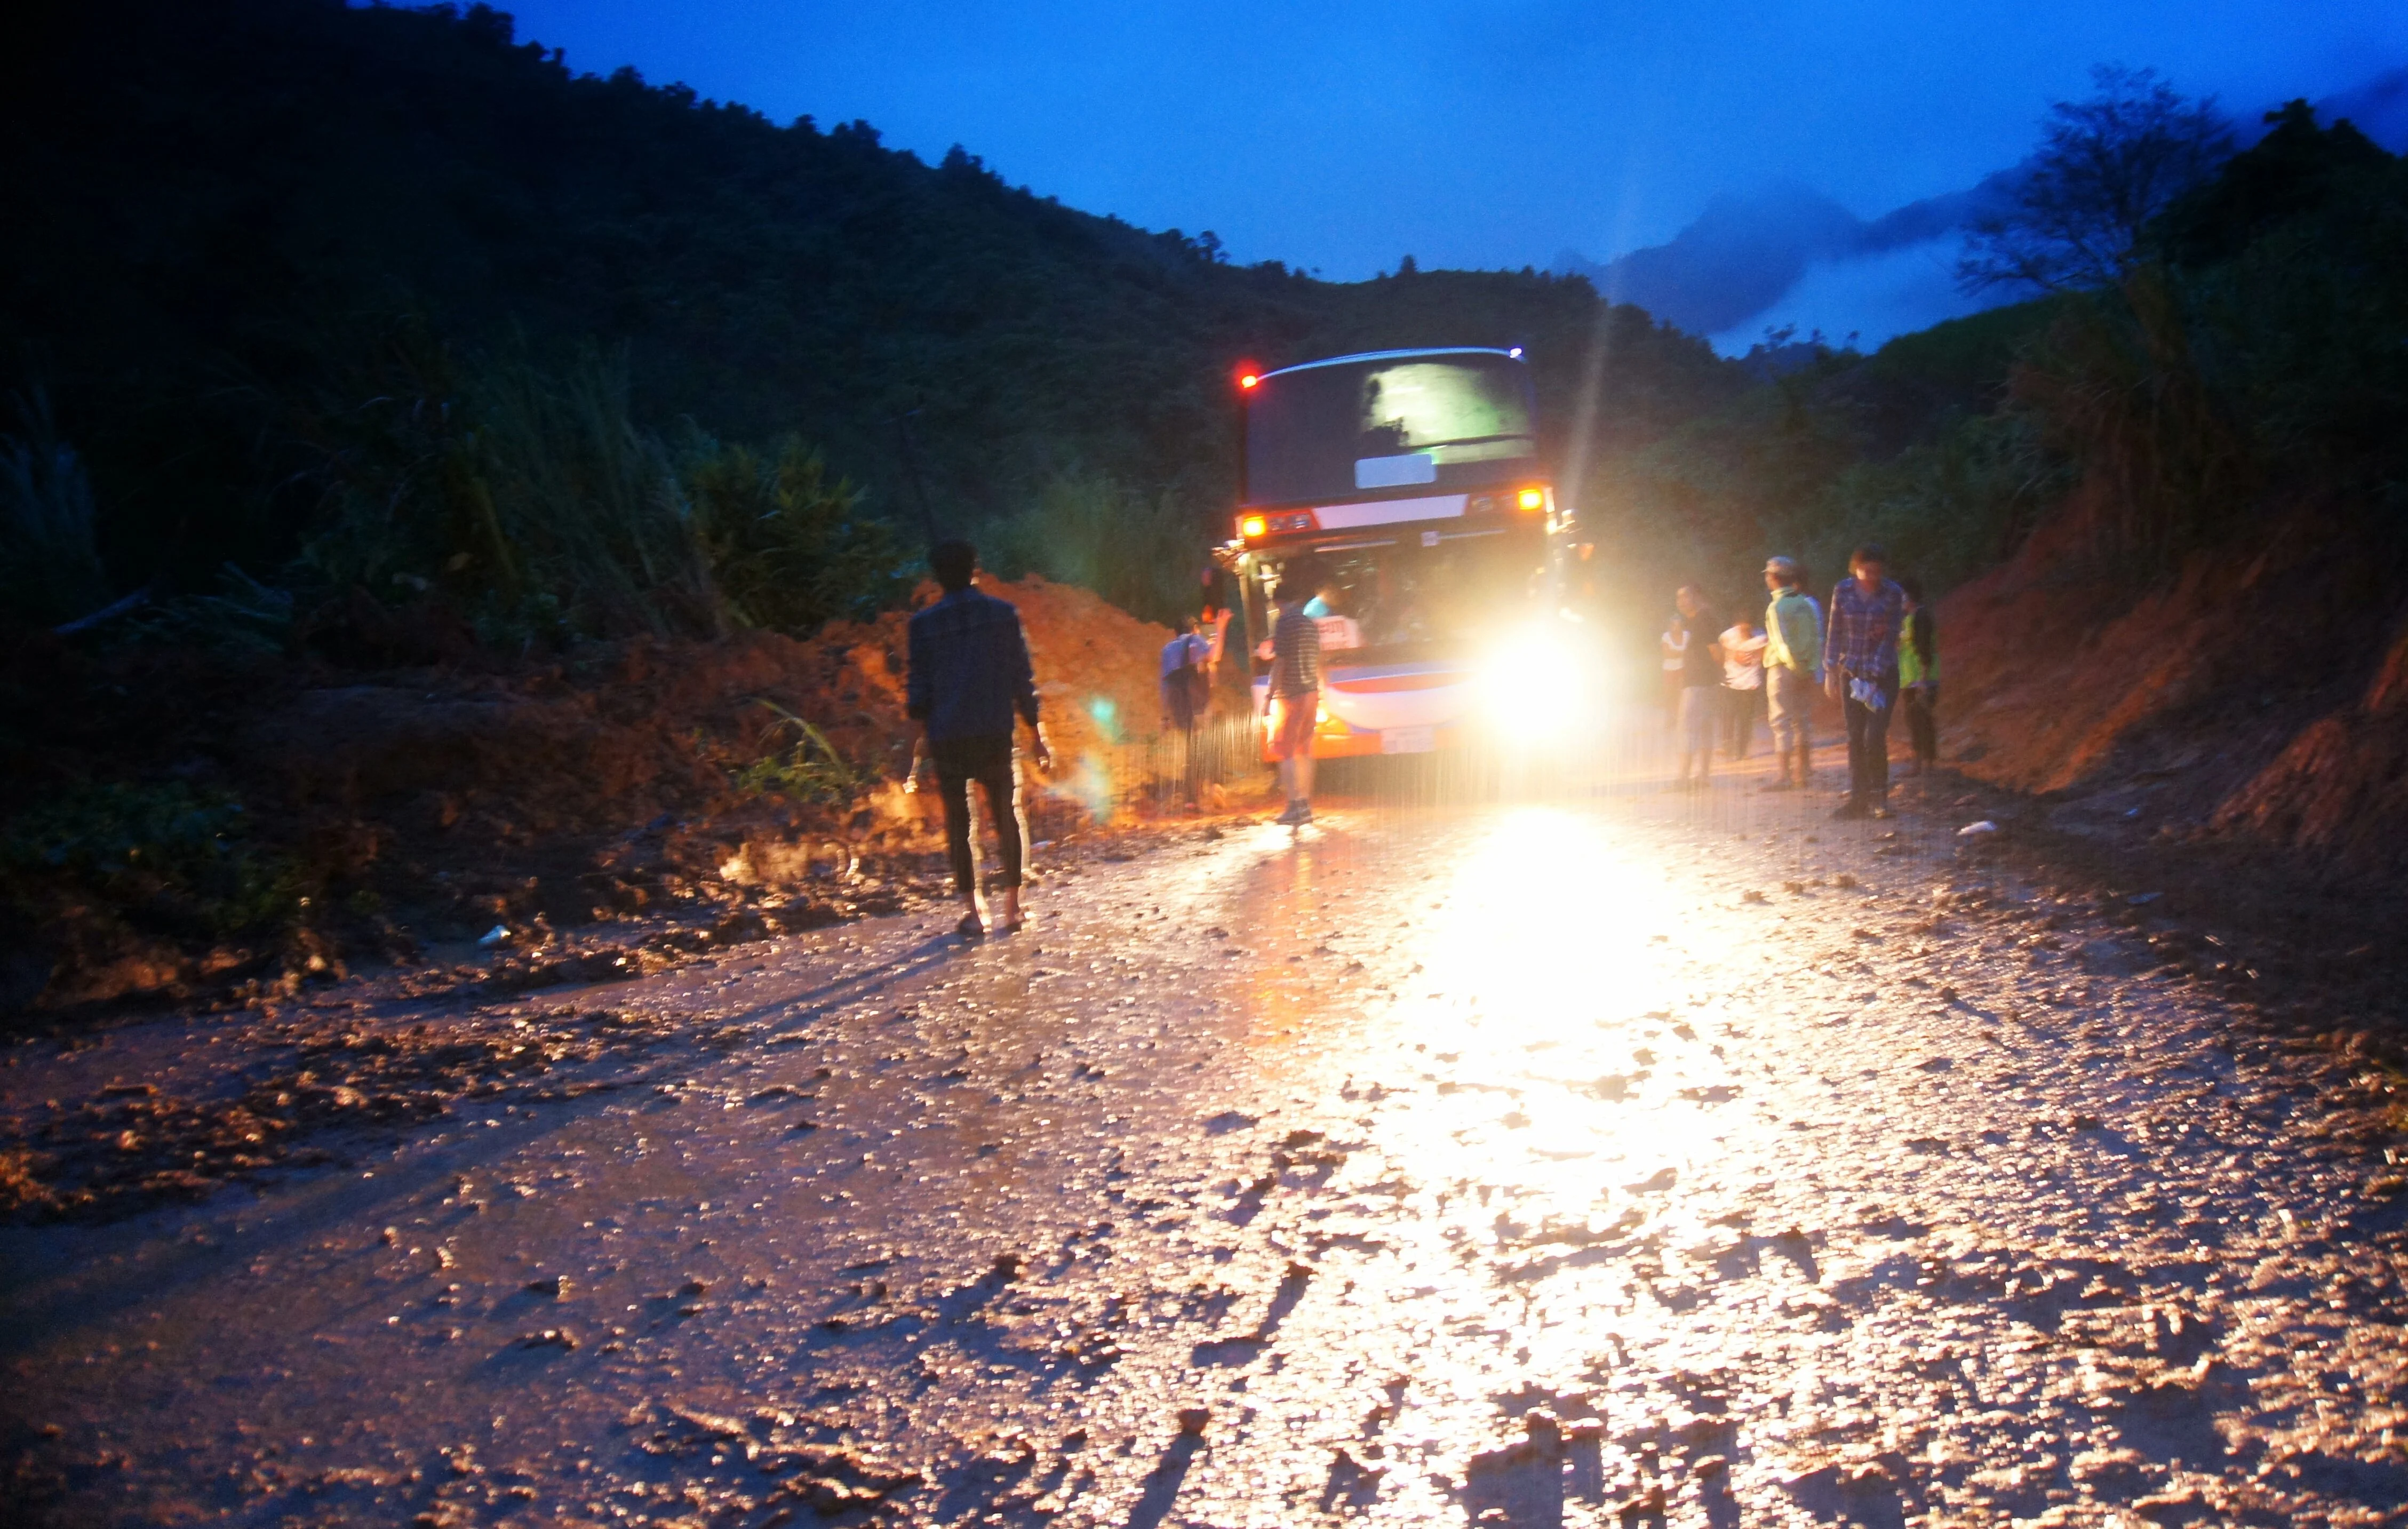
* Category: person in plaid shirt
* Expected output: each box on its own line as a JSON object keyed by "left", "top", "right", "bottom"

{"left": 1821, "top": 542, "right": 1908, "bottom": 819}
{"left": 906, "top": 539, "right": 1052, "bottom": 938}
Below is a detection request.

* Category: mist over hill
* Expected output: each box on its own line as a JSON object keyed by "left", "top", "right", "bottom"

{"left": 1555, "top": 65, "right": 2408, "bottom": 355}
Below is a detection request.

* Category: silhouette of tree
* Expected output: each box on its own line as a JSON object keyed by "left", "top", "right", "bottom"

{"left": 1959, "top": 66, "right": 2234, "bottom": 294}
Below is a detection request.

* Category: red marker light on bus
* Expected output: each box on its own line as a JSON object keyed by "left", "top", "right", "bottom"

{"left": 1517, "top": 487, "right": 1545, "bottom": 511}
{"left": 1240, "top": 514, "right": 1267, "bottom": 539}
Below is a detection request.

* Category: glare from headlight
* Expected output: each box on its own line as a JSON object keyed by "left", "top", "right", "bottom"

{"left": 1483, "top": 625, "right": 1591, "bottom": 736}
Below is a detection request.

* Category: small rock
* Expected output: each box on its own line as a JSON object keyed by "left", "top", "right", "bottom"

{"left": 478, "top": 925, "right": 513, "bottom": 947}
{"left": 524, "top": 1274, "right": 569, "bottom": 1298}
{"left": 1176, "top": 1406, "right": 1210, "bottom": 1435}
{"left": 992, "top": 1252, "right": 1024, "bottom": 1281}
{"left": 1741, "top": 889, "right": 1766, "bottom": 904}
{"left": 1957, "top": 821, "right": 1998, "bottom": 838}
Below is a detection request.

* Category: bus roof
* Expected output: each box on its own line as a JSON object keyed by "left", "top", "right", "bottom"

{"left": 1257, "top": 347, "right": 1522, "bottom": 382}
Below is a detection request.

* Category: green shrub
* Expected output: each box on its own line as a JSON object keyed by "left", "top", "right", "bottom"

{"left": 1, "top": 783, "right": 303, "bottom": 939}
{"left": 685, "top": 435, "right": 911, "bottom": 634}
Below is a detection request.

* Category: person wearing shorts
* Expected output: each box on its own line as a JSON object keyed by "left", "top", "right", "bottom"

{"left": 1266, "top": 564, "right": 1323, "bottom": 826}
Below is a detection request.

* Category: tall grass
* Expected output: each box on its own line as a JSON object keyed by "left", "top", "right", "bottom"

{"left": 987, "top": 468, "right": 1203, "bottom": 625}
{"left": 2010, "top": 269, "right": 2255, "bottom": 576}
{"left": 0, "top": 391, "right": 109, "bottom": 627}
{"left": 295, "top": 345, "right": 907, "bottom": 647}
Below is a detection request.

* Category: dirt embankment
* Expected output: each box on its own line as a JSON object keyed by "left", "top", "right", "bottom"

{"left": 1, "top": 577, "right": 1192, "bottom": 1017}
{"left": 1937, "top": 487, "right": 2408, "bottom": 886}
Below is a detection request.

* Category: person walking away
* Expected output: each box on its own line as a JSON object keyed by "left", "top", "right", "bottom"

{"left": 1897, "top": 576, "right": 1940, "bottom": 776}
{"left": 1718, "top": 612, "right": 1768, "bottom": 760}
{"left": 905, "top": 540, "right": 1052, "bottom": 939}
{"left": 1267, "top": 562, "right": 1323, "bottom": 826}
{"left": 1159, "top": 615, "right": 1211, "bottom": 804}
{"left": 1669, "top": 584, "right": 1721, "bottom": 790}
{"left": 1821, "top": 543, "right": 1907, "bottom": 819}
{"left": 1760, "top": 557, "right": 1822, "bottom": 791}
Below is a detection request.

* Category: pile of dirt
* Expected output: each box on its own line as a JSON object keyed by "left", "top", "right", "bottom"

{"left": 1936, "top": 488, "right": 2408, "bottom": 882}
{"left": 0, "top": 577, "right": 1192, "bottom": 1016}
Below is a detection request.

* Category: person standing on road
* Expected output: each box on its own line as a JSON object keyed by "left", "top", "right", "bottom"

{"left": 1897, "top": 576, "right": 1940, "bottom": 776}
{"left": 1160, "top": 616, "right": 1210, "bottom": 736}
{"left": 906, "top": 539, "right": 1052, "bottom": 939}
{"left": 1822, "top": 543, "right": 1908, "bottom": 819}
{"left": 1267, "top": 561, "right": 1323, "bottom": 826}
{"left": 1718, "top": 611, "right": 1768, "bottom": 760}
{"left": 1668, "top": 584, "right": 1721, "bottom": 790}
{"left": 1159, "top": 615, "right": 1212, "bottom": 806}
{"left": 1760, "top": 556, "right": 1822, "bottom": 792}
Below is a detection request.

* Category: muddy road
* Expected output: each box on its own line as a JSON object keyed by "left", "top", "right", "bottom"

{"left": 6, "top": 770, "right": 2407, "bottom": 1528}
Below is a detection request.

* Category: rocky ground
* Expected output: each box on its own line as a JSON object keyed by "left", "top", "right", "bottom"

{"left": 4, "top": 750, "right": 2406, "bottom": 1528}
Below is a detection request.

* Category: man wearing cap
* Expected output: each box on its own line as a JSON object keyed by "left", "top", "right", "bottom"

{"left": 1759, "top": 556, "right": 1821, "bottom": 792}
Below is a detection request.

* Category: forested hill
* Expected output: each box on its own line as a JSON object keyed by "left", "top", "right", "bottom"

{"left": 3, "top": 0, "right": 1737, "bottom": 622}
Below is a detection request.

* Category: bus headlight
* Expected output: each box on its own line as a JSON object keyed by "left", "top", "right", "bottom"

{"left": 1484, "top": 625, "right": 1589, "bottom": 735}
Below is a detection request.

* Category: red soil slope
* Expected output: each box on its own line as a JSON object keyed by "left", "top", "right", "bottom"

{"left": 1936, "top": 487, "right": 2408, "bottom": 882}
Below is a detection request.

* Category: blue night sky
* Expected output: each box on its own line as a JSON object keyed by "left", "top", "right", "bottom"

{"left": 499, "top": 2, "right": 2408, "bottom": 340}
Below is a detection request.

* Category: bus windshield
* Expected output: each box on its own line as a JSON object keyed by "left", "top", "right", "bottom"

{"left": 1247, "top": 353, "right": 1537, "bottom": 505}
{"left": 1248, "top": 534, "right": 1544, "bottom": 662}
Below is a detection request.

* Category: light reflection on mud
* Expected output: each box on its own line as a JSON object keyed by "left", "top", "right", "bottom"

{"left": 5, "top": 781, "right": 2406, "bottom": 1528}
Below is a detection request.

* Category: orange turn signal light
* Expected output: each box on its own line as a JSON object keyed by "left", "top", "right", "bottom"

{"left": 1517, "top": 487, "right": 1545, "bottom": 511}
{"left": 1239, "top": 514, "right": 1267, "bottom": 538}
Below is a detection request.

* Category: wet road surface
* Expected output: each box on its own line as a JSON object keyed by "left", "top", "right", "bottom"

{"left": 7, "top": 777, "right": 2408, "bottom": 1527}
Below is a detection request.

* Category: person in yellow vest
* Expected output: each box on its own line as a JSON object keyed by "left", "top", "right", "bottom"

{"left": 1759, "top": 556, "right": 1822, "bottom": 792}
{"left": 1897, "top": 576, "right": 1940, "bottom": 775}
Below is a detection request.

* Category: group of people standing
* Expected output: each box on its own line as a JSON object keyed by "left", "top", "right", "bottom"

{"left": 1661, "top": 541, "right": 1938, "bottom": 819}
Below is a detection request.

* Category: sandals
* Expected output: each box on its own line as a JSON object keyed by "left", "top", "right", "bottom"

{"left": 955, "top": 912, "right": 986, "bottom": 941}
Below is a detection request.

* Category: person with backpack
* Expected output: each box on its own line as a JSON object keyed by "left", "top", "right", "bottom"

{"left": 1160, "top": 616, "right": 1210, "bottom": 734}
{"left": 1897, "top": 576, "right": 1940, "bottom": 775}
{"left": 1159, "top": 614, "right": 1212, "bottom": 805}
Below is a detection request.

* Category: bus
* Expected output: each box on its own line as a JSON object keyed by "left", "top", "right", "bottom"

{"left": 1215, "top": 347, "right": 1578, "bottom": 760}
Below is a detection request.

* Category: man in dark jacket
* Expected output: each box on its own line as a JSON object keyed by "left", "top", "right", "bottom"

{"left": 906, "top": 540, "right": 1052, "bottom": 938}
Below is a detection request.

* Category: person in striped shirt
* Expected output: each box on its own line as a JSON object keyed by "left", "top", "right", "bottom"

{"left": 1266, "top": 562, "right": 1325, "bottom": 826}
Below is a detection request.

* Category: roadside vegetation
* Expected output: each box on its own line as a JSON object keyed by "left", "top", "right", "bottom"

{"left": 5, "top": 3, "right": 2407, "bottom": 1013}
